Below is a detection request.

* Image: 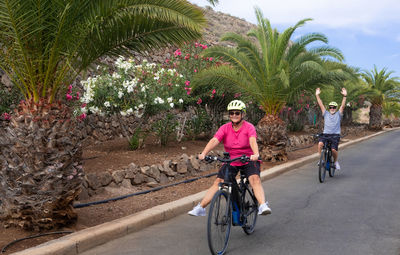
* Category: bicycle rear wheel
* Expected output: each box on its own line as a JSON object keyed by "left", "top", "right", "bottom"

{"left": 207, "top": 190, "right": 232, "bottom": 255}
{"left": 318, "top": 149, "right": 326, "bottom": 183}
{"left": 242, "top": 186, "right": 258, "bottom": 235}
{"left": 328, "top": 151, "right": 335, "bottom": 177}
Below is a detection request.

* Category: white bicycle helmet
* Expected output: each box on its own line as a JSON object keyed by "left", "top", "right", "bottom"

{"left": 227, "top": 100, "right": 246, "bottom": 113}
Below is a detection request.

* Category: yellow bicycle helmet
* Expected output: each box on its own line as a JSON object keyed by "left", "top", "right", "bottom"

{"left": 328, "top": 101, "right": 338, "bottom": 107}
{"left": 227, "top": 100, "right": 246, "bottom": 113}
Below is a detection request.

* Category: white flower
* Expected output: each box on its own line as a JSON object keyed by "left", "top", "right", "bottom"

{"left": 104, "top": 101, "right": 111, "bottom": 107}
{"left": 138, "top": 103, "right": 144, "bottom": 109}
{"left": 126, "top": 108, "right": 133, "bottom": 114}
{"left": 170, "top": 103, "right": 174, "bottom": 108}
{"left": 134, "top": 110, "right": 144, "bottom": 118}
{"left": 81, "top": 107, "right": 87, "bottom": 114}
{"left": 167, "top": 97, "right": 173, "bottom": 103}
{"left": 89, "top": 106, "right": 101, "bottom": 114}
{"left": 120, "top": 111, "right": 127, "bottom": 116}
{"left": 112, "top": 72, "right": 121, "bottom": 79}
{"left": 118, "top": 90, "right": 124, "bottom": 98}
{"left": 179, "top": 98, "right": 184, "bottom": 104}
{"left": 154, "top": 76, "right": 159, "bottom": 80}
{"left": 154, "top": 97, "right": 164, "bottom": 104}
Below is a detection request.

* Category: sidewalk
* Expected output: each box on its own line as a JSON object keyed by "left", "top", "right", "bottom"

{"left": 12, "top": 128, "right": 398, "bottom": 255}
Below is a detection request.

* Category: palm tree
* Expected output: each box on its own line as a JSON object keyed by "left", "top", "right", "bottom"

{"left": 193, "top": 7, "right": 348, "bottom": 161}
{"left": 0, "top": 0, "right": 206, "bottom": 230}
{"left": 360, "top": 66, "right": 400, "bottom": 130}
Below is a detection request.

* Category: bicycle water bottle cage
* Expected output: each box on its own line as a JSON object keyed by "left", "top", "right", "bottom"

{"left": 223, "top": 152, "right": 230, "bottom": 159}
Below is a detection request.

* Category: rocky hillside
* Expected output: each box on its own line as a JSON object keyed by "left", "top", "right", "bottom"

{"left": 101, "top": 5, "right": 256, "bottom": 66}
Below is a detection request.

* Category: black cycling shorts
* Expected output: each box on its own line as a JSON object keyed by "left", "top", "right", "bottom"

{"left": 217, "top": 161, "right": 261, "bottom": 179}
{"left": 318, "top": 134, "right": 340, "bottom": 151}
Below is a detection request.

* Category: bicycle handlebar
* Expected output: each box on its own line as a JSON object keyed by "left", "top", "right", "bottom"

{"left": 204, "top": 154, "right": 260, "bottom": 164}
{"left": 314, "top": 133, "right": 342, "bottom": 138}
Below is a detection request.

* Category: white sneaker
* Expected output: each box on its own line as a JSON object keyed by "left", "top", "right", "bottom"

{"left": 188, "top": 203, "right": 206, "bottom": 216}
{"left": 335, "top": 161, "right": 341, "bottom": 170}
{"left": 258, "top": 202, "right": 272, "bottom": 215}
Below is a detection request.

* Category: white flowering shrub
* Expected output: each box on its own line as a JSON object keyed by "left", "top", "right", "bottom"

{"left": 80, "top": 57, "right": 191, "bottom": 117}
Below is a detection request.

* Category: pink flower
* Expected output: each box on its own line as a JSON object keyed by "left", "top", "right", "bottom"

{"left": 185, "top": 80, "right": 190, "bottom": 86}
{"left": 234, "top": 93, "right": 241, "bottom": 98}
{"left": 288, "top": 107, "right": 292, "bottom": 111}
{"left": 78, "top": 113, "right": 87, "bottom": 120}
{"left": 81, "top": 103, "right": 87, "bottom": 108}
{"left": 212, "top": 89, "right": 216, "bottom": 94}
{"left": 184, "top": 54, "right": 190, "bottom": 60}
{"left": 2, "top": 112, "right": 10, "bottom": 120}
{"left": 186, "top": 88, "right": 192, "bottom": 95}
{"left": 197, "top": 98, "right": 202, "bottom": 104}
{"left": 165, "top": 59, "right": 170, "bottom": 63}
{"left": 209, "top": 57, "right": 213, "bottom": 61}
{"left": 66, "top": 94, "right": 73, "bottom": 101}
{"left": 194, "top": 69, "right": 197, "bottom": 73}
{"left": 306, "top": 104, "right": 309, "bottom": 109}
{"left": 174, "top": 49, "right": 182, "bottom": 57}
{"left": 195, "top": 42, "right": 199, "bottom": 48}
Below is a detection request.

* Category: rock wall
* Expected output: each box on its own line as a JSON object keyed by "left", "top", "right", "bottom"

{"left": 79, "top": 151, "right": 223, "bottom": 200}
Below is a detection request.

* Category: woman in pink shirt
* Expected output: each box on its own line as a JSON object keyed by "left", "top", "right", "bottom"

{"left": 188, "top": 100, "right": 271, "bottom": 216}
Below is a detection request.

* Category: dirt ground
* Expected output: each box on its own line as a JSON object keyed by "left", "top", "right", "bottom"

{"left": 0, "top": 130, "right": 376, "bottom": 254}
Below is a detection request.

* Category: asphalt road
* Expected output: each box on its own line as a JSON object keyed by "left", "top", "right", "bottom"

{"left": 82, "top": 129, "right": 400, "bottom": 255}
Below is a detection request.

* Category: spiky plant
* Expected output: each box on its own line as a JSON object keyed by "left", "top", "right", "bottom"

{"left": 359, "top": 66, "right": 400, "bottom": 130}
{"left": 193, "top": 7, "right": 348, "bottom": 161}
{"left": 0, "top": 0, "right": 206, "bottom": 230}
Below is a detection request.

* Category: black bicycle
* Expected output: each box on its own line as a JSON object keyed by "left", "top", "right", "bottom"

{"left": 205, "top": 153, "right": 259, "bottom": 255}
{"left": 316, "top": 134, "right": 340, "bottom": 183}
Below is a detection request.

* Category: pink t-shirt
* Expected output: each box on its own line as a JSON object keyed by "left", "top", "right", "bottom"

{"left": 214, "top": 120, "right": 257, "bottom": 166}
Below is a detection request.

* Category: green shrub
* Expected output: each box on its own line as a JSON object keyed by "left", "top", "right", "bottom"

{"left": 128, "top": 128, "right": 147, "bottom": 150}
{"left": 186, "top": 108, "right": 212, "bottom": 140}
{"left": 152, "top": 113, "right": 178, "bottom": 146}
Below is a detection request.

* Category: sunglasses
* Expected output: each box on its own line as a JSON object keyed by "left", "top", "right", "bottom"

{"left": 329, "top": 106, "right": 337, "bottom": 109}
{"left": 229, "top": 111, "right": 242, "bottom": 116}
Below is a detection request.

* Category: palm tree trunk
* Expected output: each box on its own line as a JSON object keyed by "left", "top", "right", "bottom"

{"left": 342, "top": 106, "right": 353, "bottom": 126}
{"left": 0, "top": 100, "right": 84, "bottom": 230}
{"left": 256, "top": 114, "right": 288, "bottom": 162}
{"left": 369, "top": 104, "right": 383, "bottom": 130}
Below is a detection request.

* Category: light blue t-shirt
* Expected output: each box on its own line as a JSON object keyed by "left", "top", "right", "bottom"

{"left": 323, "top": 110, "right": 342, "bottom": 134}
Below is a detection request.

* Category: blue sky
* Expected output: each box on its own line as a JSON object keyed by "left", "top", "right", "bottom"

{"left": 189, "top": 0, "right": 400, "bottom": 75}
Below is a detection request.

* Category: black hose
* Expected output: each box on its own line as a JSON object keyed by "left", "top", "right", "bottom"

{"left": 73, "top": 172, "right": 218, "bottom": 208}
{"left": 1, "top": 231, "right": 73, "bottom": 253}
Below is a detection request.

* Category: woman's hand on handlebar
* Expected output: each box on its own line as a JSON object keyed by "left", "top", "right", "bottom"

{"left": 198, "top": 153, "right": 206, "bottom": 160}
{"left": 250, "top": 154, "right": 260, "bottom": 161}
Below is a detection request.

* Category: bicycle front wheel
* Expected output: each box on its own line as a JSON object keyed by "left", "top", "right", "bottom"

{"left": 207, "top": 190, "right": 232, "bottom": 255}
{"left": 242, "top": 186, "right": 258, "bottom": 235}
{"left": 328, "top": 151, "right": 335, "bottom": 177}
{"left": 318, "top": 149, "right": 326, "bottom": 183}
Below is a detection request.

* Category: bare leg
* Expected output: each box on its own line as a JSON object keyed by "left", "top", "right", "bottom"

{"left": 248, "top": 175, "right": 266, "bottom": 205}
{"left": 332, "top": 149, "right": 338, "bottom": 162}
{"left": 199, "top": 178, "right": 223, "bottom": 208}
{"left": 318, "top": 141, "right": 324, "bottom": 154}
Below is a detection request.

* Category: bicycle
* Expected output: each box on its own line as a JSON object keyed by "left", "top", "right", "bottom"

{"left": 204, "top": 153, "right": 259, "bottom": 255}
{"left": 316, "top": 133, "right": 340, "bottom": 183}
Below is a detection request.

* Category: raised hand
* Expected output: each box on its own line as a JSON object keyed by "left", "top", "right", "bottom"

{"left": 316, "top": 88, "right": 321, "bottom": 96}
{"left": 341, "top": 87, "right": 347, "bottom": 97}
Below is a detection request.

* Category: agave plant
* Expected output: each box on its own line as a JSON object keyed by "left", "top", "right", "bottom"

{"left": 359, "top": 66, "right": 400, "bottom": 130}
{"left": 193, "top": 7, "right": 349, "bottom": 161}
{"left": 0, "top": 0, "right": 206, "bottom": 230}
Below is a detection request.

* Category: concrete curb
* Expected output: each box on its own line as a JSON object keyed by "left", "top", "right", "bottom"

{"left": 12, "top": 128, "right": 399, "bottom": 255}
